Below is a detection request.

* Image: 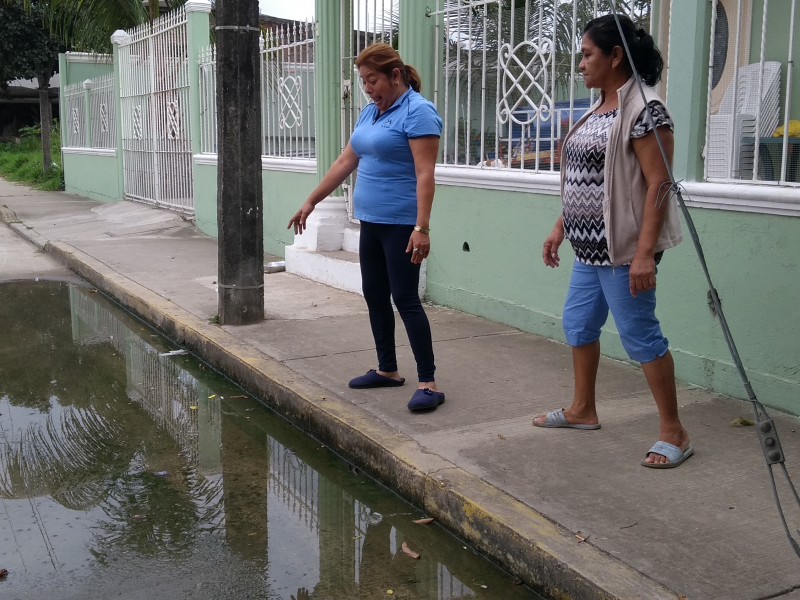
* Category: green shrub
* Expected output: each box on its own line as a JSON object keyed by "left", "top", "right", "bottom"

{"left": 0, "top": 120, "right": 64, "bottom": 191}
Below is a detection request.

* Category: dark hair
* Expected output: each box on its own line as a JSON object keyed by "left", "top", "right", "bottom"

{"left": 583, "top": 14, "right": 663, "bottom": 86}
{"left": 355, "top": 43, "right": 422, "bottom": 93}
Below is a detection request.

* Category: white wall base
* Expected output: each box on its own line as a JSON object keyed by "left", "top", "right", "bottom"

{"left": 285, "top": 246, "right": 364, "bottom": 295}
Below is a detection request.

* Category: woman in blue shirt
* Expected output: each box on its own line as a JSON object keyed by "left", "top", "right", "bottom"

{"left": 288, "top": 43, "right": 445, "bottom": 412}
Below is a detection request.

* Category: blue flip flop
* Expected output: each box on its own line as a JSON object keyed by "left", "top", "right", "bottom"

{"left": 348, "top": 369, "right": 405, "bottom": 389}
{"left": 407, "top": 388, "right": 445, "bottom": 412}
{"left": 533, "top": 409, "right": 601, "bottom": 430}
{"left": 641, "top": 441, "right": 694, "bottom": 469}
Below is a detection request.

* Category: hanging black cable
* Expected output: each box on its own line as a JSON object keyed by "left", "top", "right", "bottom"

{"left": 609, "top": 0, "right": 800, "bottom": 558}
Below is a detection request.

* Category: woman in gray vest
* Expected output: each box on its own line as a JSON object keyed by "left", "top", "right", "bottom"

{"left": 533, "top": 15, "right": 691, "bottom": 468}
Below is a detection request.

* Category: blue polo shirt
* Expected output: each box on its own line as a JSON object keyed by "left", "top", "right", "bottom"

{"left": 350, "top": 89, "right": 442, "bottom": 224}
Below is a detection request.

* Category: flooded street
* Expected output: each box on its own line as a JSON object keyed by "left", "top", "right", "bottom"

{"left": 0, "top": 280, "right": 545, "bottom": 600}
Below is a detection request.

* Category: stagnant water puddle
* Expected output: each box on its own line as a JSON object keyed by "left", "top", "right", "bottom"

{"left": 0, "top": 281, "right": 546, "bottom": 600}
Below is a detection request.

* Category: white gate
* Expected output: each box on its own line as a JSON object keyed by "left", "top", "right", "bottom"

{"left": 118, "top": 8, "right": 194, "bottom": 213}
{"left": 341, "top": 1, "right": 400, "bottom": 220}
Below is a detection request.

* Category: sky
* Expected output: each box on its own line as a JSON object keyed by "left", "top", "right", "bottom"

{"left": 259, "top": 0, "right": 315, "bottom": 21}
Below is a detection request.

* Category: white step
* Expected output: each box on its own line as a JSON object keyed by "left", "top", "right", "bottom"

{"left": 285, "top": 246, "right": 364, "bottom": 295}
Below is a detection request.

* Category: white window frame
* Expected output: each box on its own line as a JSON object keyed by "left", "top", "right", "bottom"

{"left": 698, "top": 0, "right": 800, "bottom": 217}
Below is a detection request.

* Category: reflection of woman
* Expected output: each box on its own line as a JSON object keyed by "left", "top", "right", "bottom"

{"left": 533, "top": 15, "right": 692, "bottom": 468}
{"left": 288, "top": 43, "right": 445, "bottom": 412}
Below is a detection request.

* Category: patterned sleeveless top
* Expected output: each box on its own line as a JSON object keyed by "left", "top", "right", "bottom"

{"left": 562, "top": 101, "right": 673, "bottom": 266}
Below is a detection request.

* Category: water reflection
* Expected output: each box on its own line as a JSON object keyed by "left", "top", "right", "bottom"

{"left": 0, "top": 281, "right": 542, "bottom": 600}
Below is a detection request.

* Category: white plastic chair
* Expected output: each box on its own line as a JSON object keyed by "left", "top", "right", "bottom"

{"left": 706, "top": 61, "right": 781, "bottom": 179}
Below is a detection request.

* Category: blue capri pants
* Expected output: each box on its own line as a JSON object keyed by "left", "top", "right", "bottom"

{"left": 563, "top": 261, "right": 669, "bottom": 363}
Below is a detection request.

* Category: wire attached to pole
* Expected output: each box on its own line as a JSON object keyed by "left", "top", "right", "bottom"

{"left": 608, "top": 0, "right": 800, "bottom": 558}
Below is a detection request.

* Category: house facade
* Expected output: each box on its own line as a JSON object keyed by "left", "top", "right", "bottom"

{"left": 60, "top": 0, "right": 800, "bottom": 415}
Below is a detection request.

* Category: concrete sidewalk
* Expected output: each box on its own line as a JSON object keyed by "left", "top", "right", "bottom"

{"left": 2, "top": 178, "right": 799, "bottom": 600}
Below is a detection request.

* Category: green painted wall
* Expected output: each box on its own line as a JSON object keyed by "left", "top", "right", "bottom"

{"left": 428, "top": 182, "right": 800, "bottom": 415}
{"left": 63, "top": 153, "right": 122, "bottom": 203}
{"left": 427, "top": 185, "right": 570, "bottom": 338}
{"left": 261, "top": 169, "right": 318, "bottom": 257}
{"left": 192, "top": 163, "right": 218, "bottom": 237}
{"left": 61, "top": 57, "right": 113, "bottom": 87}
{"left": 657, "top": 209, "right": 800, "bottom": 413}
{"left": 193, "top": 161, "right": 317, "bottom": 258}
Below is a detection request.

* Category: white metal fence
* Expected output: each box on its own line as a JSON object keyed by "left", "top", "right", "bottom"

{"left": 198, "top": 45, "right": 217, "bottom": 153}
{"left": 262, "top": 21, "right": 316, "bottom": 158}
{"left": 705, "top": 0, "right": 799, "bottom": 186}
{"left": 432, "top": 0, "right": 651, "bottom": 172}
{"left": 62, "top": 75, "right": 117, "bottom": 149}
{"left": 118, "top": 7, "right": 194, "bottom": 213}
{"left": 198, "top": 21, "right": 317, "bottom": 159}
{"left": 89, "top": 73, "right": 117, "bottom": 149}
{"left": 62, "top": 82, "right": 86, "bottom": 148}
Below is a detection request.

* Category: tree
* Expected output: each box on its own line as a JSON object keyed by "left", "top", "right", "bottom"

{"left": 0, "top": 1, "right": 62, "bottom": 173}
{"left": 46, "top": 0, "right": 150, "bottom": 54}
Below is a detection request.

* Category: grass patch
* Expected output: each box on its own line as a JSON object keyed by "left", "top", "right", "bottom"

{"left": 0, "top": 123, "right": 65, "bottom": 191}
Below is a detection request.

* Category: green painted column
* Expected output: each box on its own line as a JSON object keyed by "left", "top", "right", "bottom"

{"left": 58, "top": 54, "right": 67, "bottom": 144}
{"left": 111, "top": 30, "right": 130, "bottom": 200}
{"left": 666, "top": 1, "right": 711, "bottom": 182}
{"left": 185, "top": 0, "right": 212, "bottom": 157}
{"left": 315, "top": 0, "right": 343, "bottom": 182}
{"left": 399, "top": 1, "right": 436, "bottom": 101}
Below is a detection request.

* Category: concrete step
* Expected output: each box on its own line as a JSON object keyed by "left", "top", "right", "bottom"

{"left": 285, "top": 246, "right": 363, "bottom": 295}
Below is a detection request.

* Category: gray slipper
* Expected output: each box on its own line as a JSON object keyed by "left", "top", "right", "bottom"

{"left": 533, "top": 409, "right": 601, "bottom": 430}
{"left": 641, "top": 441, "right": 694, "bottom": 468}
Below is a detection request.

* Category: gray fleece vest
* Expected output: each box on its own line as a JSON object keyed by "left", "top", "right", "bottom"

{"left": 560, "top": 77, "right": 683, "bottom": 265}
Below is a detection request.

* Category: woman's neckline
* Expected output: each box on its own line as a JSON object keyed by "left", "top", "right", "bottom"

{"left": 592, "top": 107, "right": 619, "bottom": 116}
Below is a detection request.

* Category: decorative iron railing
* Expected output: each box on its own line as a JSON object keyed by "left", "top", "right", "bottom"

{"left": 62, "top": 81, "right": 86, "bottom": 148}
{"left": 62, "top": 73, "right": 118, "bottom": 149}
{"left": 432, "top": 0, "right": 650, "bottom": 172}
{"left": 89, "top": 73, "right": 117, "bottom": 149}
{"left": 198, "top": 45, "right": 217, "bottom": 154}
{"left": 262, "top": 21, "right": 317, "bottom": 159}
{"left": 198, "top": 20, "right": 317, "bottom": 159}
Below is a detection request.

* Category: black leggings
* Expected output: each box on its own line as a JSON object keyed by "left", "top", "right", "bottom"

{"left": 359, "top": 221, "right": 436, "bottom": 382}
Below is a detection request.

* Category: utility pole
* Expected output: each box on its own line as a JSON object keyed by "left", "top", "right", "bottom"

{"left": 216, "top": 0, "right": 264, "bottom": 325}
{"left": 38, "top": 71, "right": 52, "bottom": 175}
